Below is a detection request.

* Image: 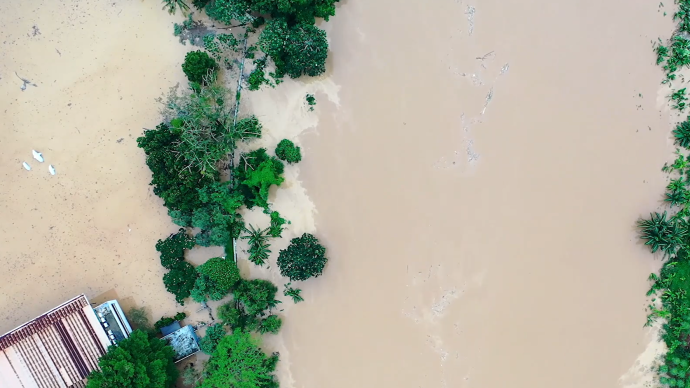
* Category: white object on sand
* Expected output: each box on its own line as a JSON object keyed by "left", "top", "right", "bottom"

{"left": 22, "top": 162, "right": 31, "bottom": 171}
{"left": 48, "top": 165, "right": 56, "bottom": 175}
{"left": 32, "top": 150, "right": 44, "bottom": 163}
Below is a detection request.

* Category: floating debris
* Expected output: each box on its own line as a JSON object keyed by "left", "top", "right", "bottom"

{"left": 32, "top": 150, "right": 44, "bottom": 162}
{"left": 15, "top": 72, "right": 37, "bottom": 91}
{"left": 466, "top": 6, "right": 476, "bottom": 36}
{"left": 22, "top": 162, "right": 31, "bottom": 171}
{"left": 500, "top": 63, "right": 510, "bottom": 75}
{"left": 48, "top": 165, "right": 56, "bottom": 175}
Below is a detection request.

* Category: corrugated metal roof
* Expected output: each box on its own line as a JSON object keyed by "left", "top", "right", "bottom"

{"left": 0, "top": 295, "right": 109, "bottom": 388}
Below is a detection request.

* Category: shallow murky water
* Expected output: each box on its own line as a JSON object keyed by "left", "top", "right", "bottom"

{"left": 0, "top": 0, "right": 680, "bottom": 387}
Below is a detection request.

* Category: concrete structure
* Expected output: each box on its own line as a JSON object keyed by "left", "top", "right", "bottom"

{"left": 0, "top": 295, "right": 132, "bottom": 388}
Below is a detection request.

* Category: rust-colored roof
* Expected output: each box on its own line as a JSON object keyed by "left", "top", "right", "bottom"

{"left": 0, "top": 295, "right": 109, "bottom": 388}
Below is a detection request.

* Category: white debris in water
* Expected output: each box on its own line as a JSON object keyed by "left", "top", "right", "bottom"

{"left": 32, "top": 150, "right": 44, "bottom": 163}
{"left": 22, "top": 162, "right": 31, "bottom": 171}
{"left": 48, "top": 165, "right": 56, "bottom": 175}
{"left": 466, "top": 6, "right": 476, "bottom": 36}
{"left": 500, "top": 63, "right": 510, "bottom": 75}
{"left": 431, "top": 288, "right": 460, "bottom": 317}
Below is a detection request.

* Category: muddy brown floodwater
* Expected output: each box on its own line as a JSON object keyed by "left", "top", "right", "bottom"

{"left": 0, "top": 0, "right": 679, "bottom": 387}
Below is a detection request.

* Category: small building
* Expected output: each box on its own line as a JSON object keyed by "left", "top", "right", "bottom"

{"left": 163, "top": 325, "right": 200, "bottom": 363}
{"left": 0, "top": 294, "right": 132, "bottom": 388}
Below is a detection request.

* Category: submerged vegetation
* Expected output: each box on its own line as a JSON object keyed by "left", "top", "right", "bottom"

{"left": 643, "top": 2, "right": 690, "bottom": 386}
{"left": 117, "top": 0, "right": 339, "bottom": 386}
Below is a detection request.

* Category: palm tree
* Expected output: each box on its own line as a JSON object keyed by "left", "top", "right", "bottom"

{"left": 242, "top": 225, "right": 271, "bottom": 265}
{"left": 162, "top": 0, "right": 190, "bottom": 15}
{"left": 639, "top": 211, "right": 686, "bottom": 256}
{"left": 674, "top": 119, "right": 690, "bottom": 149}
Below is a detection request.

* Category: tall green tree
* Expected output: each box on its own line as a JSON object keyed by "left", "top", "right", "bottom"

{"left": 199, "top": 330, "right": 279, "bottom": 388}
{"left": 234, "top": 279, "right": 280, "bottom": 316}
{"left": 137, "top": 123, "right": 215, "bottom": 213}
{"left": 163, "top": 261, "right": 199, "bottom": 304}
{"left": 242, "top": 225, "right": 271, "bottom": 265}
{"left": 199, "top": 323, "right": 228, "bottom": 354}
{"left": 156, "top": 228, "right": 195, "bottom": 269}
{"left": 259, "top": 18, "right": 328, "bottom": 79}
{"left": 277, "top": 233, "right": 327, "bottom": 281}
{"left": 191, "top": 257, "right": 241, "bottom": 302}
{"left": 236, "top": 148, "right": 285, "bottom": 209}
{"left": 86, "top": 330, "right": 178, "bottom": 388}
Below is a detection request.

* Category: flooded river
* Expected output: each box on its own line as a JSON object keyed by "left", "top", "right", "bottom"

{"left": 0, "top": 0, "right": 678, "bottom": 387}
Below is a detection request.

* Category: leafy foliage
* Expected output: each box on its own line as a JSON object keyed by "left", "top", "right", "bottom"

{"left": 190, "top": 182, "right": 245, "bottom": 246}
{"left": 259, "top": 18, "right": 328, "bottom": 79}
{"left": 277, "top": 233, "right": 327, "bottom": 281}
{"left": 163, "top": 261, "right": 198, "bottom": 304}
{"left": 127, "top": 307, "right": 152, "bottom": 332}
{"left": 269, "top": 211, "right": 287, "bottom": 237}
{"left": 191, "top": 257, "right": 241, "bottom": 302}
{"left": 674, "top": 119, "right": 690, "bottom": 149}
{"left": 217, "top": 302, "right": 259, "bottom": 331}
{"left": 182, "top": 50, "right": 219, "bottom": 84}
{"left": 283, "top": 283, "right": 304, "bottom": 303}
{"left": 236, "top": 148, "right": 285, "bottom": 209}
{"left": 86, "top": 330, "right": 177, "bottom": 388}
{"left": 275, "top": 139, "right": 302, "bottom": 164}
{"left": 137, "top": 123, "right": 215, "bottom": 213}
{"left": 242, "top": 225, "right": 271, "bottom": 265}
{"left": 154, "top": 312, "right": 187, "bottom": 331}
{"left": 639, "top": 212, "right": 684, "bottom": 255}
{"left": 156, "top": 228, "right": 195, "bottom": 269}
{"left": 199, "top": 330, "right": 279, "bottom": 388}
{"left": 200, "top": 323, "right": 228, "bottom": 354}
{"left": 306, "top": 93, "right": 316, "bottom": 110}
{"left": 258, "top": 315, "right": 282, "bottom": 334}
{"left": 234, "top": 279, "right": 280, "bottom": 316}
{"left": 162, "top": 0, "right": 190, "bottom": 14}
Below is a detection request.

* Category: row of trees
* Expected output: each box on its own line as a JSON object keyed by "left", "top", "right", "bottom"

{"left": 86, "top": 0, "right": 339, "bottom": 386}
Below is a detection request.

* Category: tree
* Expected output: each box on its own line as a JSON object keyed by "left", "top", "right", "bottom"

{"left": 234, "top": 279, "right": 280, "bottom": 316}
{"left": 217, "top": 302, "right": 259, "bottom": 331}
{"left": 191, "top": 257, "right": 241, "bottom": 302}
{"left": 191, "top": 182, "right": 245, "bottom": 246}
{"left": 275, "top": 139, "right": 302, "bottom": 164}
{"left": 277, "top": 233, "right": 327, "bottom": 281}
{"left": 86, "top": 330, "right": 177, "bottom": 388}
{"left": 199, "top": 330, "right": 279, "bottom": 388}
{"left": 156, "top": 228, "right": 195, "bottom": 269}
{"left": 163, "top": 261, "right": 199, "bottom": 304}
{"left": 199, "top": 323, "right": 228, "bottom": 354}
{"left": 242, "top": 225, "right": 271, "bottom": 265}
{"left": 236, "top": 148, "right": 285, "bottom": 209}
{"left": 259, "top": 18, "right": 328, "bottom": 79}
{"left": 639, "top": 212, "right": 686, "bottom": 256}
{"left": 258, "top": 315, "right": 282, "bottom": 334}
{"left": 137, "top": 123, "right": 215, "bottom": 213}
{"left": 182, "top": 50, "right": 219, "bottom": 84}
{"left": 127, "top": 307, "right": 153, "bottom": 332}
{"left": 162, "top": 0, "right": 190, "bottom": 14}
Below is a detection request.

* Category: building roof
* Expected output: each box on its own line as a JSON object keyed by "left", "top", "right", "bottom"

{"left": 0, "top": 295, "right": 112, "bottom": 388}
{"left": 163, "top": 325, "right": 200, "bottom": 362}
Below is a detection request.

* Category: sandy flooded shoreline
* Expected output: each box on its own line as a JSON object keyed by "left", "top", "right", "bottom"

{"left": 0, "top": 0, "right": 680, "bottom": 387}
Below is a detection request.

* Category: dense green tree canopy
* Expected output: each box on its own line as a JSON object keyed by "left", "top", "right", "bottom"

{"left": 258, "top": 315, "right": 282, "bottom": 334}
{"left": 200, "top": 323, "right": 228, "bottom": 354}
{"left": 86, "top": 330, "right": 177, "bottom": 388}
{"left": 192, "top": 182, "right": 245, "bottom": 246}
{"left": 191, "top": 257, "right": 241, "bottom": 302}
{"left": 275, "top": 139, "right": 302, "bottom": 164}
{"left": 156, "top": 228, "right": 195, "bottom": 269}
{"left": 137, "top": 124, "right": 215, "bottom": 213}
{"left": 277, "top": 233, "right": 327, "bottom": 281}
{"left": 205, "top": 0, "right": 339, "bottom": 24}
{"left": 259, "top": 18, "right": 328, "bottom": 79}
{"left": 163, "top": 261, "right": 198, "bottom": 304}
{"left": 234, "top": 279, "right": 279, "bottom": 316}
{"left": 182, "top": 50, "right": 219, "bottom": 84}
{"left": 236, "top": 148, "right": 285, "bottom": 209}
{"left": 199, "top": 330, "right": 279, "bottom": 388}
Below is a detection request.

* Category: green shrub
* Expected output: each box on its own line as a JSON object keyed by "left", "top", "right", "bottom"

{"left": 269, "top": 211, "right": 287, "bottom": 237}
{"left": 277, "top": 233, "right": 327, "bottom": 281}
{"left": 153, "top": 313, "right": 185, "bottom": 331}
{"left": 283, "top": 283, "right": 304, "bottom": 303}
{"left": 182, "top": 50, "right": 218, "bottom": 84}
{"left": 639, "top": 211, "right": 685, "bottom": 255}
{"left": 674, "top": 119, "right": 690, "bottom": 148}
{"left": 191, "top": 257, "right": 240, "bottom": 302}
{"left": 242, "top": 225, "right": 271, "bottom": 266}
{"left": 236, "top": 148, "right": 285, "bottom": 209}
{"left": 275, "top": 139, "right": 302, "bottom": 164}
